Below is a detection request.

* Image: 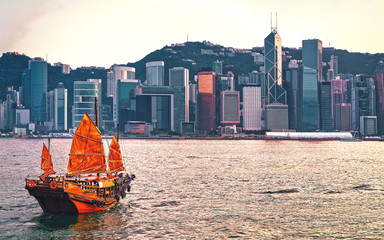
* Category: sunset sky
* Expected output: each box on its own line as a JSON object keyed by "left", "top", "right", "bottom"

{"left": 0, "top": 0, "right": 383, "bottom": 68}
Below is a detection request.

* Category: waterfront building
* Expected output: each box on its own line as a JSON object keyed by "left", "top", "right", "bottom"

{"left": 169, "top": 67, "right": 190, "bottom": 129}
{"left": 264, "top": 28, "right": 286, "bottom": 104}
{"left": 198, "top": 71, "right": 216, "bottom": 133}
{"left": 108, "top": 66, "right": 136, "bottom": 126}
{"left": 302, "top": 66, "right": 319, "bottom": 131}
{"left": 320, "top": 82, "right": 333, "bottom": 131}
{"left": 54, "top": 83, "right": 67, "bottom": 131}
{"left": 116, "top": 79, "right": 139, "bottom": 125}
{"left": 286, "top": 63, "right": 302, "bottom": 130}
{"left": 220, "top": 91, "right": 240, "bottom": 125}
{"left": 22, "top": 58, "right": 48, "bottom": 123}
{"left": 360, "top": 116, "right": 377, "bottom": 136}
{"left": 146, "top": 61, "right": 165, "bottom": 86}
{"left": 0, "top": 101, "right": 4, "bottom": 130}
{"left": 265, "top": 104, "right": 289, "bottom": 130}
{"left": 15, "top": 108, "right": 30, "bottom": 125}
{"left": 351, "top": 75, "right": 376, "bottom": 131}
{"left": 243, "top": 86, "right": 262, "bottom": 130}
{"left": 302, "top": 39, "right": 322, "bottom": 131}
{"left": 73, "top": 79, "right": 102, "bottom": 129}
{"left": 341, "top": 103, "right": 352, "bottom": 131}
{"left": 135, "top": 86, "right": 174, "bottom": 132}
{"left": 375, "top": 61, "right": 384, "bottom": 135}
{"left": 46, "top": 90, "right": 55, "bottom": 130}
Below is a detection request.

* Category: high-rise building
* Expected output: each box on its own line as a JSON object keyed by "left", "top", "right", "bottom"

{"left": 243, "top": 86, "right": 262, "bottom": 130}
{"left": 302, "top": 39, "right": 323, "bottom": 82}
{"left": 327, "top": 69, "right": 334, "bottom": 81}
{"left": 330, "top": 55, "right": 338, "bottom": 76}
{"left": 286, "top": 63, "right": 302, "bottom": 130}
{"left": 73, "top": 79, "right": 102, "bottom": 129}
{"left": 146, "top": 61, "right": 165, "bottom": 86}
{"left": 302, "top": 66, "right": 319, "bottom": 131}
{"left": 22, "top": 58, "right": 48, "bottom": 123}
{"left": 108, "top": 66, "right": 136, "bottom": 126}
{"left": 54, "top": 83, "right": 67, "bottom": 131}
{"left": 198, "top": 71, "right": 216, "bottom": 133}
{"left": 302, "top": 39, "right": 322, "bottom": 131}
{"left": 116, "top": 79, "right": 139, "bottom": 125}
{"left": 212, "top": 60, "right": 223, "bottom": 75}
{"left": 46, "top": 90, "right": 55, "bottom": 130}
{"left": 220, "top": 91, "right": 240, "bottom": 125}
{"left": 320, "top": 82, "right": 332, "bottom": 131}
{"left": 169, "top": 67, "right": 189, "bottom": 130}
{"left": 375, "top": 61, "right": 384, "bottom": 135}
{"left": 264, "top": 28, "right": 286, "bottom": 104}
{"left": 341, "top": 103, "right": 351, "bottom": 131}
{"left": 351, "top": 75, "right": 376, "bottom": 131}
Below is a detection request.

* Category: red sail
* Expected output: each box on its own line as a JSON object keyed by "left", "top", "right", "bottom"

{"left": 108, "top": 135, "right": 125, "bottom": 173}
{"left": 40, "top": 143, "right": 56, "bottom": 180}
{"left": 67, "top": 113, "right": 106, "bottom": 176}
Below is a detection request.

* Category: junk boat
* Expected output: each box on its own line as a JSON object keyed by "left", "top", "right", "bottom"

{"left": 25, "top": 102, "right": 135, "bottom": 214}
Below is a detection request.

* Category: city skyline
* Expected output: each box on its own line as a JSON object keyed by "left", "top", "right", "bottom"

{"left": 0, "top": 0, "right": 383, "bottom": 68}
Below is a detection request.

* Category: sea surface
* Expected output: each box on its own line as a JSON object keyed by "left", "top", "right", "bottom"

{"left": 0, "top": 138, "right": 384, "bottom": 239}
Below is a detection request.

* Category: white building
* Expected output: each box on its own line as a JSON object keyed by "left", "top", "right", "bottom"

{"left": 73, "top": 79, "right": 102, "bottom": 129}
{"left": 15, "top": 108, "right": 30, "bottom": 125}
{"left": 243, "top": 86, "right": 262, "bottom": 130}
{"left": 146, "top": 61, "right": 164, "bottom": 86}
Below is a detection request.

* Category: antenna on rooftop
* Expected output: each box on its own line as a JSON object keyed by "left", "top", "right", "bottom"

{"left": 271, "top": 12, "right": 277, "bottom": 33}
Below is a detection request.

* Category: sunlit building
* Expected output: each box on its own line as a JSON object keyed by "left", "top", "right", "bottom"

{"left": 243, "top": 86, "right": 261, "bottom": 130}
{"left": 198, "top": 71, "right": 216, "bottom": 133}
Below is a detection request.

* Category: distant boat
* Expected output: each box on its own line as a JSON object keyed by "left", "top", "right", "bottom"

{"left": 25, "top": 99, "right": 135, "bottom": 214}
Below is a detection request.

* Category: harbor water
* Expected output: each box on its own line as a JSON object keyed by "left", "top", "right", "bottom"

{"left": 1, "top": 138, "right": 384, "bottom": 239}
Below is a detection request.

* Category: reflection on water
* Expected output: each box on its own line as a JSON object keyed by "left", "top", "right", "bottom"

{"left": 1, "top": 139, "right": 384, "bottom": 239}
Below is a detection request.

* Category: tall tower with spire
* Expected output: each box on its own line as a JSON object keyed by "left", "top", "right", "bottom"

{"left": 264, "top": 14, "right": 286, "bottom": 105}
{"left": 263, "top": 13, "right": 289, "bottom": 130}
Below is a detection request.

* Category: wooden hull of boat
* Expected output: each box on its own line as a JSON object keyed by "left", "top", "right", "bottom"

{"left": 26, "top": 185, "right": 117, "bottom": 214}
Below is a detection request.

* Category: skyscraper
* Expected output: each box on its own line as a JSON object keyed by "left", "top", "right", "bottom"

{"left": 73, "top": 79, "right": 102, "bottom": 129}
{"left": 286, "top": 62, "right": 302, "bottom": 130}
{"left": 220, "top": 91, "right": 240, "bottom": 125}
{"left": 243, "top": 86, "right": 262, "bottom": 130}
{"left": 301, "top": 39, "right": 322, "bottom": 131}
{"left": 264, "top": 28, "right": 286, "bottom": 104}
{"left": 302, "top": 39, "right": 323, "bottom": 82}
{"left": 320, "top": 82, "right": 332, "bottom": 131}
{"left": 375, "top": 61, "right": 384, "bottom": 135}
{"left": 198, "top": 71, "right": 216, "bottom": 133}
{"left": 146, "top": 61, "right": 165, "bottom": 86}
{"left": 169, "top": 67, "right": 190, "bottom": 128}
{"left": 351, "top": 75, "right": 376, "bottom": 131}
{"left": 22, "top": 58, "right": 48, "bottom": 123}
{"left": 54, "top": 82, "right": 67, "bottom": 131}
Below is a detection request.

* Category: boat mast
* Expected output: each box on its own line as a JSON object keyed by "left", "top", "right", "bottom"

{"left": 117, "top": 124, "right": 120, "bottom": 142}
{"left": 94, "top": 97, "right": 98, "bottom": 127}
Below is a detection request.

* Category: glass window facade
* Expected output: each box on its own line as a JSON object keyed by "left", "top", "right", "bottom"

{"left": 302, "top": 66, "right": 320, "bottom": 131}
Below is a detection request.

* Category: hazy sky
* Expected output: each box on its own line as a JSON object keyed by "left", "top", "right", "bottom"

{"left": 0, "top": 0, "right": 383, "bottom": 68}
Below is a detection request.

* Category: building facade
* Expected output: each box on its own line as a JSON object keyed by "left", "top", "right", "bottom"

{"left": 73, "top": 79, "right": 102, "bottom": 129}
{"left": 198, "top": 71, "right": 216, "bottom": 133}
{"left": 243, "top": 86, "right": 262, "bottom": 131}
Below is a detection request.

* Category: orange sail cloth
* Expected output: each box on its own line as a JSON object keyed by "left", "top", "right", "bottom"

{"left": 67, "top": 113, "right": 106, "bottom": 176}
{"left": 40, "top": 143, "right": 56, "bottom": 180}
{"left": 108, "top": 135, "right": 125, "bottom": 173}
